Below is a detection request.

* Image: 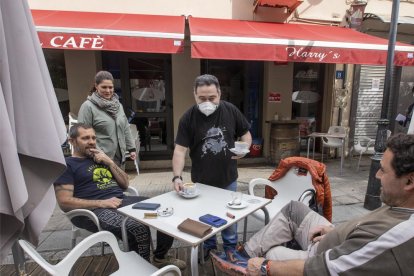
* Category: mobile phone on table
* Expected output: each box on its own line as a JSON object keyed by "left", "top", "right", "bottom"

{"left": 132, "top": 202, "right": 160, "bottom": 210}
{"left": 199, "top": 214, "right": 227, "bottom": 227}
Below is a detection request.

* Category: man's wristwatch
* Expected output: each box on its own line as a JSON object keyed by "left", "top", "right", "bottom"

{"left": 172, "top": 176, "right": 183, "bottom": 182}
{"left": 260, "top": 259, "right": 269, "bottom": 276}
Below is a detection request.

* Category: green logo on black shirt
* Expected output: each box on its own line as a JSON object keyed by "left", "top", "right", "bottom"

{"left": 92, "top": 167, "right": 117, "bottom": 189}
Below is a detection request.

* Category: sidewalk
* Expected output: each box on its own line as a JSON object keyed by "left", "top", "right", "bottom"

{"left": 1, "top": 155, "right": 373, "bottom": 265}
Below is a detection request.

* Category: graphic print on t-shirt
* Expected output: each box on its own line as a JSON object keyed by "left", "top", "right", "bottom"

{"left": 89, "top": 165, "right": 118, "bottom": 190}
{"left": 201, "top": 126, "right": 228, "bottom": 158}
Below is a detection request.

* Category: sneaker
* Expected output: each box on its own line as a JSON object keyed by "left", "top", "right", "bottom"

{"left": 152, "top": 255, "right": 187, "bottom": 270}
{"left": 225, "top": 248, "right": 249, "bottom": 268}
{"left": 235, "top": 243, "right": 251, "bottom": 259}
{"left": 210, "top": 251, "right": 247, "bottom": 276}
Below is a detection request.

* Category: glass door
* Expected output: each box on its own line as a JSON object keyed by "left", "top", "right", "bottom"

{"left": 103, "top": 52, "right": 173, "bottom": 160}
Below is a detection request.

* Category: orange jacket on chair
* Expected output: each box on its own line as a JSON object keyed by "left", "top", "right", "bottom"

{"left": 265, "top": 156, "right": 332, "bottom": 222}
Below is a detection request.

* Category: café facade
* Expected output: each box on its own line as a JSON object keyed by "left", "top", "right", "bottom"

{"left": 28, "top": 0, "right": 414, "bottom": 162}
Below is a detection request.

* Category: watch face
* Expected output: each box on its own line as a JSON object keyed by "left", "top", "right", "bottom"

{"left": 260, "top": 260, "right": 268, "bottom": 276}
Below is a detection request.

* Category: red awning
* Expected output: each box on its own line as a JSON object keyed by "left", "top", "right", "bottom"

{"left": 31, "top": 10, "right": 185, "bottom": 53}
{"left": 189, "top": 17, "right": 414, "bottom": 66}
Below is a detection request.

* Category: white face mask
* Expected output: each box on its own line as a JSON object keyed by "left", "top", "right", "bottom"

{"left": 198, "top": 101, "right": 218, "bottom": 116}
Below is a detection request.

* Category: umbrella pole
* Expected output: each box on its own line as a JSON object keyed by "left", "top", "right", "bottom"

{"left": 12, "top": 241, "right": 27, "bottom": 275}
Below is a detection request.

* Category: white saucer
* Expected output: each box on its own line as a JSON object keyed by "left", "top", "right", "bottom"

{"left": 229, "top": 148, "right": 250, "bottom": 155}
{"left": 179, "top": 190, "right": 200, "bottom": 199}
{"left": 226, "top": 201, "right": 248, "bottom": 209}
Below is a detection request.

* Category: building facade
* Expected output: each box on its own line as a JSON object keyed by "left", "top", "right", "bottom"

{"left": 28, "top": 0, "right": 414, "bottom": 162}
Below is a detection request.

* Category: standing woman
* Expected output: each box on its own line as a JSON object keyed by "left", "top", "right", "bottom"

{"left": 78, "top": 71, "right": 136, "bottom": 166}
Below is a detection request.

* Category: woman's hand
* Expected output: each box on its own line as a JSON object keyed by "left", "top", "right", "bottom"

{"left": 129, "top": 152, "right": 137, "bottom": 160}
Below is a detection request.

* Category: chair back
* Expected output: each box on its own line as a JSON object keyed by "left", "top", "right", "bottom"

{"left": 327, "top": 126, "right": 346, "bottom": 135}
{"left": 19, "top": 231, "right": 181, "bottom": 276}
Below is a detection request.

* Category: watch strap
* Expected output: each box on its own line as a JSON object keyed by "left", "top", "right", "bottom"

{"left": 260, "top": 259, "right": 269, "bottom": 276}
{"left": 172, "top": 176, "right": 183, "bottom": 182}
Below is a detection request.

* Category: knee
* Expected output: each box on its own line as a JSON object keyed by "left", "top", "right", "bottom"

{"left": 281, "top": 201, "right": 311, "bottom": 223}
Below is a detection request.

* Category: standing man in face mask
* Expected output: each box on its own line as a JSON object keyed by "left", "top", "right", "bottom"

{"left": 172, "top": 74, "right": 252, "bottom": 260}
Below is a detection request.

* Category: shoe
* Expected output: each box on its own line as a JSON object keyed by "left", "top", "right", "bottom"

{"left": 152, "top": 255, "right": 187, "bottom": 270}
{"left": 211, "top": 251, "right": 247, "bottom": 276}
{"left": 225, "top": 248, "right": 249, "bottom": 268}
{"left": 235, "top": 243, "right": 251, "bottom": 259}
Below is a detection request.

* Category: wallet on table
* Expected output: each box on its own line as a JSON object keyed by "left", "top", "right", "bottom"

{"left": 177, "top": 218, "right": 212, "bottom": 238}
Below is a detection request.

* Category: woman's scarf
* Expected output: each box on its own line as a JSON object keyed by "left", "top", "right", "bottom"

{"left": 87, "top": 92, "right": 120, "bottom": 119}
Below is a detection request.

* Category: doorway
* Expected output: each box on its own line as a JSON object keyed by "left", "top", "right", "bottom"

{"left": 102, "top": 52, "right": 173, "bottom": 160}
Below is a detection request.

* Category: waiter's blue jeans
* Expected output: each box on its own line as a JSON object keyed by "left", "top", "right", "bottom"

{"left": 204, "top": 181, "right": 238, "bottom": 251}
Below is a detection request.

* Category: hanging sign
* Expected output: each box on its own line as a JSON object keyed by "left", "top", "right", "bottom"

{"left": 268, "top": 92, "right": 281, "bottom": 103}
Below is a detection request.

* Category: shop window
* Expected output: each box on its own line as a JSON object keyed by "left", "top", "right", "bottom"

{"left": 43, "top": 49, "right": 69, "bottom": 123}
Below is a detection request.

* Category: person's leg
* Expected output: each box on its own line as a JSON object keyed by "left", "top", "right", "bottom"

{"left": 152, "top": 231, "right": 186, "bottom": 270}
{"left": 221, "top": 181, "right": 238, "bottom": 251}
{"left": 204, "top": 180, "right": 238, "bottom": 251}
{"left": 153, "top": 231, "right": 174, "bottom": 258}
{"left": 244, "top": 201, "right": 332, "bottom": 259}
{"left": 93, "top": 208, "right": 151, "bottom": 261}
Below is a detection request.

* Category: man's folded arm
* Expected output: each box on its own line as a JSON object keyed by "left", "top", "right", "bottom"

{"left": 54, "top": 184, "right": 121, "bottom": 211}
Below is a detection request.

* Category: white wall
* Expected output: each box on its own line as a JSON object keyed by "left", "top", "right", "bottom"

{"left": 28, "top": 0, "right": 233, "bottom": 18}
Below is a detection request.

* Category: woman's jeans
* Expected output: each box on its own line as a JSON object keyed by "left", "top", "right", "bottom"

{"left": 204, "top": 181, "right": 238, "bottom": 251}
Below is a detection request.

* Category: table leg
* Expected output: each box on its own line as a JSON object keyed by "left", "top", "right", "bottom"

{"left": 121, "top": 216, "right": 129, "bottom": 251}
{"left": 191, "top": 245, "right": 199, "bottom": 276}
{"left": 307, "top": 137, "right": 311, "bottom": 158}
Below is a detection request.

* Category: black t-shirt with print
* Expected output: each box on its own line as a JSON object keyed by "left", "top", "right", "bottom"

{"left": 54, "top": 157, "right": 124, "bottom": 200}
{"left": 175, "top": 101, "right": 250, "bottom": 188}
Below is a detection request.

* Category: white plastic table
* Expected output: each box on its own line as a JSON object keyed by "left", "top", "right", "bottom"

{"left": 118, "top": 183, "right": 271, "bottom": 276}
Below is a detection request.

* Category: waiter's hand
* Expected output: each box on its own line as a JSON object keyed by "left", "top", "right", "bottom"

{"left": 231, "top": 153, "right": 247, "bottom": 159}
{"left": 173, "top": 178, "right": 184, "bottom": 193}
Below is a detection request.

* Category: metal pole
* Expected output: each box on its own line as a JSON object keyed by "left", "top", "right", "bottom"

{"left": 364, "top": 0, "right": 400, "bottom": 210}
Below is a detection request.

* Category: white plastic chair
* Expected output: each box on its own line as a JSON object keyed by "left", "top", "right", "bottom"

{"left": 64, "top": 186, "right": 139, "bottom": 255}
{"left": 18, "top": 231, "right": 181, "bottom": 276}
{"left": 321, "top": 126, "right": 347, "bottom": 162}
{"left": 243, "top": 167, "right": 315, "bottom": 241}
{"left": 349, "top": 136, "right": 375, "bottom": 171}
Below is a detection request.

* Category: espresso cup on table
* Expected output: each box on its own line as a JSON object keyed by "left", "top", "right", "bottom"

{"left": 234, "top": 141, "right": 249, "bottom": 152}
{"left": 183, "top": 182, "right": 197, "bottom": 195}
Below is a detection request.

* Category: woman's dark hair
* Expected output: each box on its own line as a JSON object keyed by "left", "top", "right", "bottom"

{"left": 89, "top": 70, "right": 114, "bottom": 95}
{"left": 69, "top": 123, "right": 93, "bottom": 139}
{"left": 386, "top": 133, "right": 414, "bottom": 177}
{"left": 193, "top": 74, "right": 220, "bottom": 92}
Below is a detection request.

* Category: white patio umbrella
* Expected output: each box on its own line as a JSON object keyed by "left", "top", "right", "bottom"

{"left": 0, "top": 0, "right": 67, "bottom": 265}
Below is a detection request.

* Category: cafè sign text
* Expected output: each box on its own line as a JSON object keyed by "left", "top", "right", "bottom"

{"left": 286, "top": 46, "right": 341, "bottom": 62}
{"left": 38, "top": 33, "right": 104, "bottom": 49}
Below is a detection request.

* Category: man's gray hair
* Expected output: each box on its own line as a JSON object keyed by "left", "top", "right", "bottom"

{"left": 69, "top": 123, "right": 93, "bottom": 139}
{"left": 193, "top": 74, "right": 220, "bottom": 92}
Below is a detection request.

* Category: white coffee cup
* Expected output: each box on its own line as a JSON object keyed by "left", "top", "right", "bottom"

{"left": 234, "top": 141, "right": 249, "bottom": 152}
{"left": 183, "top": 183, "right": 197, "bottom": 195}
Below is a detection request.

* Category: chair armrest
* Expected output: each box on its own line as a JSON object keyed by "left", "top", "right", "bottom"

{"left": 65, "top": 209, "right": 101, "bottom": 231}
{"left": 125, "top": 186, "right": 139, "bottom": 196}
{"left": 152, "top": 265, "right": 182, "bottom": 276}
{"left": 248, "top": 178, "right": 272, "bottom": 195}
